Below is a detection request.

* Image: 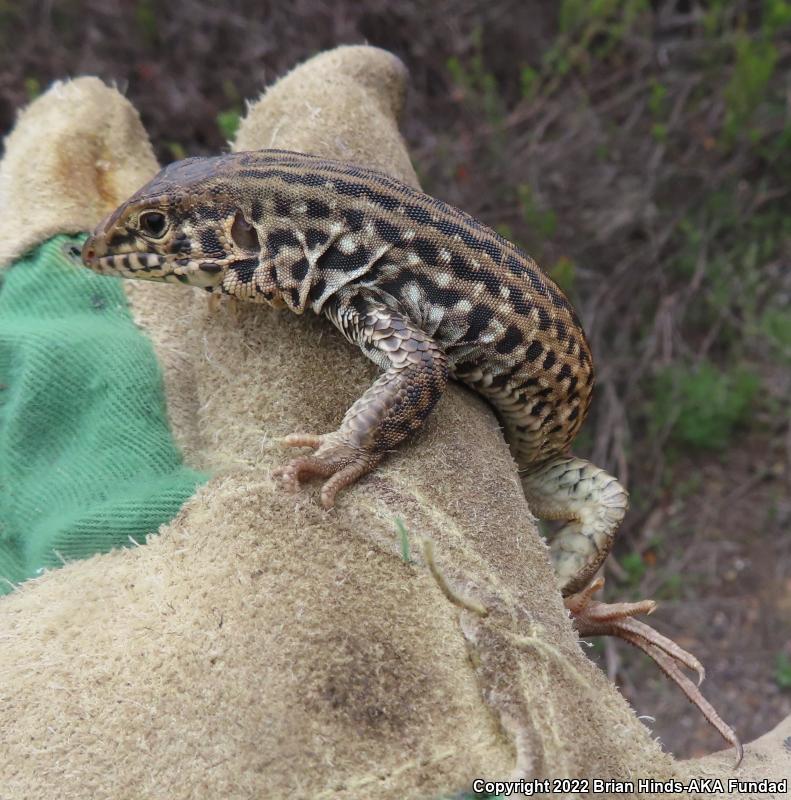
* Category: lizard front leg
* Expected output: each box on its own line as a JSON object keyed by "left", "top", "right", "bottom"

{"left": 274, "top": 294, "right": 448, "bottom": 508}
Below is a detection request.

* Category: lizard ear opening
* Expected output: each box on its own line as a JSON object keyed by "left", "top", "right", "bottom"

{"left": 231, "top": 210, "right": 259, "bottom": 251}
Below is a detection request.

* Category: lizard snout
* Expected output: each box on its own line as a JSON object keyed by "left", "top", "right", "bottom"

{"left": 80, "top": 230, "right": 107, "bottom": 269}
{"left": 81, "top": 238, "right": 97, "bottom": 267}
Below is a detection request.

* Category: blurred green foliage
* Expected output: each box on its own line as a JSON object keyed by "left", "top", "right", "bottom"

{"left": 517, "top": 184, "right": 557, "bottom": 241}
{"left": 166, "top": 141, "right": 186, "bottom": 161}
{"left": 217, "top": 79, "right": 243, "bottom": 141}
{"left": 216, "top": 109, "right": 241, "bottom": 141}
{"left": 775, "top": 653, "right": 791, "bottom": 690}
{"left": 619, "top": 551, "right": 647, "bottom": 587}
{"left": 650, "top": 362, "right": 759, "bottom": 451}
{"left": 648, "top": 79, "right": 668, "bottom": 143}
{"left": 134, "top": 0, "right": 158, "bottom": 46}
{"left": 760, "top": 311, "right": 791, "bottom": 359}
{"left": 546, "top": 0, "right": 650, "bottom": 75}
{"left": 724, "top": 36, "right": 778, "bottom": 144}
{"left": 24, "top": 76, "right": 40, "bottom": 100}
{"left": 657, "top": 573, "right": 683, "bottom": 601}
{"left": 441, "top": 1, "right": 788, "bottom": 488}
{"left": 547, "top": 256, "right": 576, "bottom": 295}
{"left": 446, "top": 28, "right": 504, "bottom": 127}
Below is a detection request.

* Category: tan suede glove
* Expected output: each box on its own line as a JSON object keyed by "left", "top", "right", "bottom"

{"left": 0, "top": 46, "right": 787, "bottom": 800}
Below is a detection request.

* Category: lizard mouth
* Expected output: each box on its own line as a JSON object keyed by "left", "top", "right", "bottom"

{"left": 82, "top": 244, "right": 227, "bottom": 290}
{"left": 82, "top": 249, "right": 169, "bottom": 277}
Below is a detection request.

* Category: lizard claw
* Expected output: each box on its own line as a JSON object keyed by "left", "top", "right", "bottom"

{"left": 567, "top": 577, "right": 743, "bottom": 767}
{"left": 273, "top": 434, "right": 378, "bottom": 508}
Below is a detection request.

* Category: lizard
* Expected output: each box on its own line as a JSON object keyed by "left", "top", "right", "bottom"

{"left": 81, "top": 148, "right": 741, "bottom": 760}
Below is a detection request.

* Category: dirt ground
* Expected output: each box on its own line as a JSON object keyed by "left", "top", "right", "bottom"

{"left": 1, "top": 0, "right": 789, "bottom": 760}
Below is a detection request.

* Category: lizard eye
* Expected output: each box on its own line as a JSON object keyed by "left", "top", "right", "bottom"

{"left": 139, "top": 211, "right": 167, "bottom": 238}
{"left": 231, "top": 210, "right": 259, "bottom": 250}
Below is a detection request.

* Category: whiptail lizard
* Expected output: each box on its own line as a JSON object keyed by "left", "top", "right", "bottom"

{"left": 82, "top": 148, "right": 741, "bottom": 760}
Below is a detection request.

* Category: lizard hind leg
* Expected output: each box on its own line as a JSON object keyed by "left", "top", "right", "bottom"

{"left": 524, "top": 457, "right": 743, "bottom": 761}
{"left": 521, "top": 455, "right": 628, "bottom": 597}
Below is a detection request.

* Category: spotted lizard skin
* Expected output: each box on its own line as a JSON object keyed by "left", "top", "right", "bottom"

{"left": 82, "top": 149, "right": 628, "bottom": 596}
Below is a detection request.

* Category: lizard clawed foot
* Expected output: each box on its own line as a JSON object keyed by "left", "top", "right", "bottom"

{"left": 273, "top": 433, "right": 378, "bottom": 509}
{"left": 566, "top": 577, "right": 743, "bottom": 767}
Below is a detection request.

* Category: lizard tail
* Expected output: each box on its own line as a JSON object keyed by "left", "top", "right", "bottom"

{"left": 520, "top": 456, "right": 628, "bottom": 596}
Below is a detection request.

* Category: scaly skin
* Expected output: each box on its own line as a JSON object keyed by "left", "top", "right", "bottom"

{"left": 82, "top": 149, "right": 621, "bottom": 595}
{"left": 82, "top": 149, "right": 740, "bottom": 759}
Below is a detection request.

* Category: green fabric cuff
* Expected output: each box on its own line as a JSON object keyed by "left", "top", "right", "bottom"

{"left": 0, "top": 235, "right": 207, "bottom": 591}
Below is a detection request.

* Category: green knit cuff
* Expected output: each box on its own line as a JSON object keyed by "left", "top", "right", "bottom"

{"left": 0, "top": 235, "right": 207, "bottom": 591}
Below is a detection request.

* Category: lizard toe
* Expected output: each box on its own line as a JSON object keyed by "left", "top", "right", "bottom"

{"left": 273, "top": 455, "right": 337, "bottom": 488}
{"left": 319, "top": 461, "right": 373, "bottom": 509}
{"left": 273, "top": 438, "right": 380, "bottom": 508}
{"left": 566, "top": 578, "right": 742, "bottom": 766}
{"left": 281, "top": 433, "right": 325, "bottom": 450}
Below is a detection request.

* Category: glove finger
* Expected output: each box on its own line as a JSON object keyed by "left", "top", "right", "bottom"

{"left": 232, "top": 45, "right": 419, "bottom": 188}
{"left": 0, "top": 77, "right": 158, "bottom": 267}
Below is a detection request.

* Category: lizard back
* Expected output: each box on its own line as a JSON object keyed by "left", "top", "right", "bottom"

{"left": 87, "top": 149, "right": 594, "bottom": 465}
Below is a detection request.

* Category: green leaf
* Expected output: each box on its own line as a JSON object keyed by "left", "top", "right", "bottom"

{"left": 395, "top": 517, "right": 412, "bottom": 564}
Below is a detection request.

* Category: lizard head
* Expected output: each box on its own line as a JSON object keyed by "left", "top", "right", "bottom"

{"left": 81, "top": 155, "right": 264, "bottom": 295}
